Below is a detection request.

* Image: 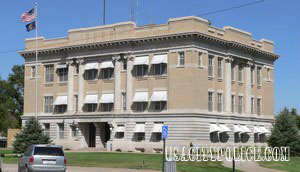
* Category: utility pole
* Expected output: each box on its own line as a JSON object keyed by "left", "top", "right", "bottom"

{"left": 103, "top": 0, "right": 106, "bottom": 25}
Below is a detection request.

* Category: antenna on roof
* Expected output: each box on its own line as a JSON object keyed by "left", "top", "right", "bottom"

{"left": 103, "top": 0, "right": 106, "bottom": 25}
{"left": 131, "top": 0, "right": 138, "bottom": 25}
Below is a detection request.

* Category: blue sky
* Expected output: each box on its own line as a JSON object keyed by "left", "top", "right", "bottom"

{"left": 0, "top": 0, "right": 299, "bottom": 113}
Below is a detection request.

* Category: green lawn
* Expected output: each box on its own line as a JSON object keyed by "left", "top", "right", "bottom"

{"left": 258, "top": 157, "right": 300, "bottom": 172}
{"left": 0, "top": 150, "right": 235, "bottom": 172}
{"left": 0, "top": 149, "right": 13, "bottom": 155}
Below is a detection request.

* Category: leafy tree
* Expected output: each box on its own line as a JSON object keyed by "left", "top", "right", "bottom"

{"left": 268, "top": 107, "right": 300, "bottom": 156}
{"left": 12, "top": 117, "right": 52, "bottom": 153}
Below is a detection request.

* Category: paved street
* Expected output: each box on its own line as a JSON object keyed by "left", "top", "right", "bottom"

{"left": 2, "top": 164, "right": 159, "bottom": 172}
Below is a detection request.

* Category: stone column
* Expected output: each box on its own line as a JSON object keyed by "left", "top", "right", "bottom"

{"left": 225, "top": 57, "right": 233, "bottom": 113}
{"left": 126, "top": 55, "right": 133, "bottom": 112}
{"left": 67, "top": 60, "right": 74, "bottom": 113}
{"left": 77, "top": 59, "right": 85, "bottom": 113}
{"left": 245, "top": 61, "right": 252, "bottom": 115}
{"left": 113, "top": 56, "right": 121, "bottom": 112}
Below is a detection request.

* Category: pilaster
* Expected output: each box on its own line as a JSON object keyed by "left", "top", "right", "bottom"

{"left": 126, "top": 55, "right": 134, "bottom": 112}
{"left": 245, "top": 61, "right": 253, "bottom": 115}
{"left": 77, "top": 59, "right": 85, "bottom": 113}
{"left": 225, "top": 57, "right": 233, "bottom": 113}
{"left": 113, "top": 56, "right": 121, "bottom": 112}
{"left": 67, "top": 59, "right": 74, "bottom": 113}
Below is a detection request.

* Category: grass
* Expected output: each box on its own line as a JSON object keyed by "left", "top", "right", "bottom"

{"left": 258, "top": 157, "right": 300, "bottom": 172}
{"left": 0, "top": 149, "right": 13, "bottom": 155}
{"left": 0, "top": 149, "right": 235, "bottom": 172}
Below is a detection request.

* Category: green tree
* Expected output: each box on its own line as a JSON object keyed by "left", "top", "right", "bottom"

{"left": 268, "top": 107, "right": 300, "bottom": 156}
{"left": 291, "top": 108, "right": 300, "bottom": 129}
{"left": 12, "top": 117, "right": 52, "bottom": 153}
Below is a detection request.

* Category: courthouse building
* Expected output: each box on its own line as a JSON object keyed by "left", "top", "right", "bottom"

{"left": 20, "top": 16, "right": 279, "bottom": 151}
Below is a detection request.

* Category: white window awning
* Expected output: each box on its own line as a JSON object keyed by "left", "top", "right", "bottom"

{"left": 84, "top": 95, "right": 98, "bottom": 104}
{"left": 253, "top": 126, "right": 262, "bottom": 134}
{"left": 100, "top": 61, "right": 114, "bottom": 69}
{"left": 85, "top": 63, "right": 99, "bottom": 70}
{"left": 53, "top": 96, "right": 68, "bottom": 105}
{"left": 115, "top": 126, "right": 125, "bottom": 132}
{"left": 240, "top": 126, "right": 252, "bottom": 133}
{"left": 150, "top": 91, "right": 167, "bottom": 102}
{"left": 219, "top": 124, "right": 231, "bottom": 133}
{"left": 259, "top": 126, "right": 270, "bottom": 134}
{"left": 99, "top": 94, "right": 114, "bottom": 103}
{"left": 234, "top": 125, "right": 244, "bottom": 133}
{"left": 151, "top": 123, "right": 163, "bottom": 133}
{"left": 151, "top": 54, "right": 168, "bottom": 64}
{"left": 210, "top": 124, "right": 221, "bottom": 133}
{"left": 133, "top": 92, "right": 148, "bottom": 102}
{"left": 56, "top": 64, "right": 67, "bottom": 69}
{"left": 133, "top": 124, "right": 145, "bottom": 133}
{"left": 134, "top": 56, "right": 149, "bottom": 66}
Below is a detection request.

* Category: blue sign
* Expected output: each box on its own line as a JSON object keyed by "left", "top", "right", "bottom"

{"left": 162, "top": 125, "right": 168, "bottom": 139}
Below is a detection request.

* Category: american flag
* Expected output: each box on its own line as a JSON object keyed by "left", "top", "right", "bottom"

{"left": 21, "top": 8, "right": 35, "bottom": 22}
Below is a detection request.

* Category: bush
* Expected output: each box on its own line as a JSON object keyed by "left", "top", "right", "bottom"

{"left": 116, "top": 148, "right": 122, "bottom": 152}
{"left": 12, "top": 117, "right": 52, "bottom": 153}
{"left": 268, "top": 107, "right": 300, "bottom": 156}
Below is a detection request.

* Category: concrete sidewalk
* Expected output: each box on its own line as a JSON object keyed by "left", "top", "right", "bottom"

{"left": 2, "top": 164, "right": 159, "bottom": 172}
{"left": 222, "top": 159, "right": 284, "bottom": 172}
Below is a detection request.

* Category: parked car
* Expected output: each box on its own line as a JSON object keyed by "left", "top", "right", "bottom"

{"left": 0, "top": 154, "right": 3, "bottom": 172}
{"left": 18, "top": 144, "right": 66, "bottom": 172}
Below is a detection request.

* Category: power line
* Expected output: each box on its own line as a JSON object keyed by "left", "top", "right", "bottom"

{"left": 0, "top": 0, "right": 265, "bottom": 55}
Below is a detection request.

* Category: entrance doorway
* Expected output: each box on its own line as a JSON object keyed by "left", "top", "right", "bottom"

{"left": 99, "top": 122, "right": 111, "bottom": 147}
{"left": 88, "top": 123, "right": 96, "bottom": 147}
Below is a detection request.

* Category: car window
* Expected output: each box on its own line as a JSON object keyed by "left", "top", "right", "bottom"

{"left": 34, "top": 147, "right": 64, "bottom": 156}
{"left": 24, "top": 146, "right": 32, "bottom": 156}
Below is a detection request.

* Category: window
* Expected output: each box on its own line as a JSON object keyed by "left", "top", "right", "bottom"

{"left": 267, "top": 68, "right": 271, "bottom": 81}
{"left": 135, "top": 133, "right": 145, "bottom": 141}
{"left": 241, "top": 133, "right": 248, "bottom": 143}
{"left": 257, "top": 98, "right": 262, "bottom": 116}
{"left": 219, "top": 132, "right": 228, "bottom": 143}
{"left": 251, "top": 66, "right": 254, "bottom": 85}
{"left": 31, "top": 66, "right": 36, "bottom": 78}
{"left": 56, "top": 105, "right": 67, "bottom": 114}
{"left": 208, "top": 55, "right": 214, "bottom": 77}
{"left": 58, "top": 68, "right": 68, "bottom": 82}
{"left": 44, "top": 96, "right": 53, "bottom": 113}
{"left": 154, "top": 101, "right": 166, "bottom": 111}
{"left": 115, "top": 125, "right": 125, "bottom": 139}
{"left": 238, "top": 64, "right": 243, "bottom": 82}
{"left": 44, "top": 123, "right": 50, "bottom": 136}
{"left": 85, "top": 104, "right": 97, "bottom": 112}
{"left": 58, "top": 123, "right": 64, "bottom": 139}
{"left": 135, "top": 102, "right": 147, "bottom": 112}
{"left": 122, "top": 92, "right": 126, "bottom": 111}
{"left": 86, "top": 69, "right": 97, "bottom": 80}
{"left": 238, "top": 96, "right": 243, "bottom": 114}
{"left": 74, "top": 95, "right": 78, "bottom": 112}
{"left": 208, "top": 92, "right": 213, "bottom": 112}
{"left": 198, "top": 52, "right": 202, "bottom": 66}
{"left": 101, "top": 103, "right": 113, "bottom": 112}
{"left": 154, "top": 64, "right": 167, "bottom": 75}
{"left": 136, "top": 65, "right": 147, "bottom": 77}
{"left": 75, "top": 63, "right": 79, "bottom": 74}
{"left": 251, "top": 98, "right": 255, "bottom": 115}
{"left": 257, "top": 67, "right": 262, "bottom": 86}
{"left": 231, "top": 95, "right": 235, "bottom": 113}
{"left": 103, "top": 68, "right": 114, "bottom": 79}
{"left": 234, "top": 133, "right": 240, "bottom": 143}
{"left": 45, "top": 65, "right": 54, "bottom": 83}
{"left": 178, "top": 51, "right": 185, "bottom": 66}
{"left": 217, "top": 58, "right": 222, "bottom": 78}
{"left": 217, "top": 93, "right": 222, "bottom": 112}
{"left": 153, "top": 133, "right": 162, "bottom": 142}
{"left": 231, "top": 63, "right": 235, "bottom": 81}
{"left": 123, "top": 61, "right": 127, "bottom": 71}
{"left": 71, "top": 126, "right": 78, "bottom": 137}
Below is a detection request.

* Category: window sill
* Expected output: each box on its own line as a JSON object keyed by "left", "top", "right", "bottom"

{"left": 154, "top": 75, "right": 167, "bottom": 79}
{"left": 217, "top": 78, "right": 223, "bottom": 82}
{"left": 29, "top": 77, "right": 36, "bottom": 80}
{"left": 208, "top": 76, "right": 214, "bottom": 80}
{"left": 121, "top": 70, "right": 127, "bottom": 73}
{"left": 74, "top": 74, "right": 79, "bottom": 76}
{"left": 238, "top": 82, "right": 244, "bottom": 86}
{"left": 231, "top": 80, "right": 235, "bottom": 84}
{"left": 257, "top": 85, "right": 262, "bottom": 89}
{"left": 87, "top": 80, "right": 98, "bottom": 84}
{"left": 103, "top": 79, "right": 114, "bottom": 83}
{"left": 58, "top": 82, "right": 68, "bottom": 86}
{"left": 44, "top": 83, "right": 53, "bottom": 86}
{"left": 177, "top": 65, "right": 185, "bottom": 68}
{"left": 136, "top": 76, "right": 148, "bottom": 80}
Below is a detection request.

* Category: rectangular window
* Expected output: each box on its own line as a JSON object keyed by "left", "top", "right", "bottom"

{"left": 251, "top": 66, "right": 254, "bottom": 85}
{"left": 198, "top": 52, "right": 202, "bottom": 67}
{"left": 44, "top": 96, "right": 53, "bottom": 113}
{"left": 56, "top": 105, "right": 67, "bottom": 114}
{"left": 122, "top": 92, "right": 126, "bottom": 111}
{"left": 103, "top": 68, "right": 114, "bottom": 79}
{"left": 153, "top": 133, "right": 162, "bottom": 142}
{"left": 115, "top": 125, "right": 125, "bottom": 139}
{"left": 154, "top": 102, "right": 166, "bottom": 111}
{"left": 85, "top": 104, "right": 97, "bottom": 112}
{"left": 58, "top": 123, "right": 64, "bottom": 139}
{"left": 31, "top": 66, "right": 36, "bottom": 78}
{"left": 238, "top": 64, "right": 243, "bottom": 82}
{"left": 44, "top": 123, "right": 50, "bottom": 136}
{"left": 86, "top": 69, "right": 97, "bottom": 80}
{"left": 208, "top": 92, "right": 213, "bottom": 112}
{"left": 58, "top": 68, "right": 68, "bottom": 82}
{"left": 74, "top": 95, "right": 78, "bottom": 112}
{"left": 101, "top": 103, "right": 113, "bottom": 112}
{"left": 257, "top": 98, "right": 262, "bottom": 116}
{"left": 257, "top": 67, "right": 262, "bottom": 86}
{"left": 135, "top": 133, "right": 145, "bottom": 141}
{"left": 217, "top": 93, "right": 222, "bottom": 112}
{"left": 136, "top": 65, "right": 147, "bottom": 77}
{"left": 75, "top": 63, "right": 79, "bottom": 75}
{"left": 231, "top": 95, "right": 235, "bottom": 113}
{"left": 135, "top": 102, "right": 147, "bottom": 112}
{"left": 123, "top": 61, "right": 127, "bottom": 71}
{"left": 44, "top": 65, "right": 54, "bottom": 83}
{"left": 217, "top": 58, "right": 222, "bottom": 78}
{"left": 154, "top": 64, "right": 167, "bottom": 76}
{"left": 238, "top": 96, "right": 243, "bottom": 114}
{"left": 231, "top": 63, "right": 235, "bottom": 81}
{"left": 208, "top": 55, "right": 214, "bottom": 77}
{"left": 251, "top": 98, "right": 254, "bottom": 115}
{"left": 71, "top": 126, "right": 78, "bottom": 137}
{"left": 178, "top": 51, "right": 185, "bottom": 66}
{"left": 267, "top": 69, "right": 271, "bottom": 81}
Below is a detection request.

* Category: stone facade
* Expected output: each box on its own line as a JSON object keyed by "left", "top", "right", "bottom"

{"left": 20, "top": 16, "right": 279, "bottom": 152}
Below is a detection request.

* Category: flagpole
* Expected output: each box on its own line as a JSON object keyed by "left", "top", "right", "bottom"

{"left": 35, "top": 1, "right": 38, "bottom": 118}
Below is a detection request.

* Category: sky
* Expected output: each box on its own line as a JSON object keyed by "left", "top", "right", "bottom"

{"left": 0, "top": 0, "right": 299, "bottom": 113}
